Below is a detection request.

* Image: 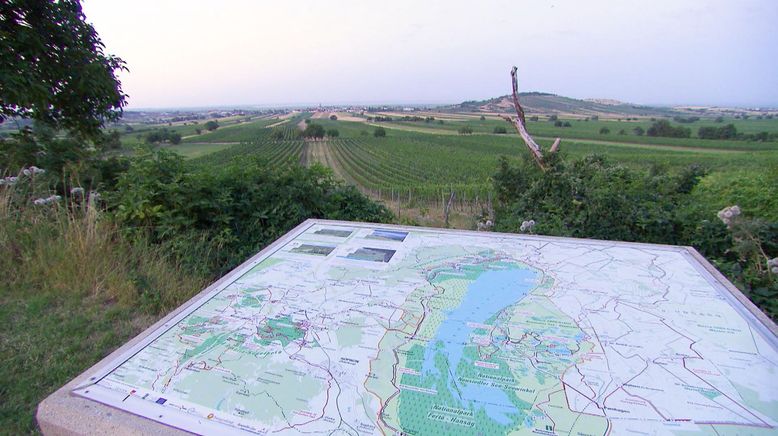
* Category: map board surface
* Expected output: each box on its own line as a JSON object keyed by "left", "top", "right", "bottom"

{"left": 72, "top": 220, "right": 778, "bottom": 435}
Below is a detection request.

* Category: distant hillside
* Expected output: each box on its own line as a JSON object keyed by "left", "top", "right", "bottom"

{"left": 443, "top": 92, "right": 685, "bottom": 118}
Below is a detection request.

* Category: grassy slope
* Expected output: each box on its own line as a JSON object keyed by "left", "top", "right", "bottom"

{"left": 0, "top": 195, "right": 206, "bottom": 434}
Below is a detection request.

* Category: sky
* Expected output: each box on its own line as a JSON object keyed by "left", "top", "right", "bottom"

{"left": 82, "top": 0, "right": 778, "bottom": 109}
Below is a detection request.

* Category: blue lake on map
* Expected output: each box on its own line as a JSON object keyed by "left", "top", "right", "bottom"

{"left": 421, "top": 265, "right": 538, "bottom": 425}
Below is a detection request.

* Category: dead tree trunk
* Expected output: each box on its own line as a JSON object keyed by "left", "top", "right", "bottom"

{"left": 501, "top": 66, "right": 561, "bottom": 170}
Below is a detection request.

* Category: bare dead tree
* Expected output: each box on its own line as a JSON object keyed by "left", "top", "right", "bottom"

{"left": 501, "top": 66, "right": 561, "bottom": 170}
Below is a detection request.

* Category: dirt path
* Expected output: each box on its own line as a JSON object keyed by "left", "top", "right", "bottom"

{"left": 304, "top": 140, "right": 358, "bottom": 185}
{"left": 363, "top": 121, "right": 747, "bottom": 154}
{"left": 535, "top": 136, "right": 746, "bottom": 154}
{"left": 266, "top": 119, "right": 289, "bottom": 128}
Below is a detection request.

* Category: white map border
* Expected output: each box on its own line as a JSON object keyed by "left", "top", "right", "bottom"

{"left": 70, "top": 219, "right": 778, "bottom": 434}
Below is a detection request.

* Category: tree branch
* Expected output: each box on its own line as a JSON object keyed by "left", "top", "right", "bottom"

{"left": 503, "top": 66, "right": 561, "bottom": 170}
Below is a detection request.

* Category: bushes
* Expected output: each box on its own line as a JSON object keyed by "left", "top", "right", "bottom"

{"left": 698, "top": 123, "right": 737, "bottom": 140}
{"left": 0, "top": 168, "right": 207, "bottom": 434}
{"left": 492, "top": 154, "right": 777, "bottom": 318}
{"left": 647, "top": 119, "right": 691, "bottom": 138}
{"left": 111, "top": 150, "right": 392, "bottom": 276}
{"left": 303, "top": 123, "right": 325, "bottom": 139}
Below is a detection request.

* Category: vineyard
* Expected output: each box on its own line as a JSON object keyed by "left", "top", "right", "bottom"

{"left": 316, "top": 137, "right": 500, "bottom": 208}
{"left": 191, "top": 139, "right": 305, "bottom": 167}
{"left": 176, "top": 114, "right": 778, "bottom": 215}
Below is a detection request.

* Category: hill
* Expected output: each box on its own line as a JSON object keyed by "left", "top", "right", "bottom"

{"left": 444, "top": 92, "right": 685, "bottom": 118}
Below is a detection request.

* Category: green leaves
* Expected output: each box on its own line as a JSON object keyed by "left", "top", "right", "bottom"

{"left": 0, "top": 0, "right": 127, "bottom": 138}
{"left": 110, "top": 150, "right": 392, "bottom": 276}
{"left": 493, "top": 154, "right": 777, "bottom": 319}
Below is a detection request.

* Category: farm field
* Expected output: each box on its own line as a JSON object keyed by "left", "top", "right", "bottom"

{"left": 165, "top": 113, "right": 777, "bottom": 227}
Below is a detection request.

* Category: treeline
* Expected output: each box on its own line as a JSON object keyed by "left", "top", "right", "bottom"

{"left": 145, "top": 128, "right": 182, "bottom": 144}
{"left": 367, "top": 115, "right": 439, "bottom": 123}
{"left": 645, "top": 120, "right": 777, "bottom": 141}
{"left": 301, "top": 122, "right": 339, "bottom": 139}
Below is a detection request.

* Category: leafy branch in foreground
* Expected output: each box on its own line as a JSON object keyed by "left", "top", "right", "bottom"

{"left": 0, "top": 0, "right": 127, "bottom": 138}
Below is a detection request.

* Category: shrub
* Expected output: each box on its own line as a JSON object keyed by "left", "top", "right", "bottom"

{"left": 302, "top": 123, "right": 325, "bottom": 139}
{"left": 111, "top": 150, "right": 392, "bottom": 276}
{"left": 647, "top": 120, "right": 691, "bottom": 138}
{"left": 492, "top": 154, "right": 777, "bottom": 319}
{"left": 698, "top": 124, "right": 737, "bottom": 140}
{"left": 374, "top": 127, "right": 387, "bottom": 137}
{"left": 493, "top": 126, "right": 507, "bottom": 134}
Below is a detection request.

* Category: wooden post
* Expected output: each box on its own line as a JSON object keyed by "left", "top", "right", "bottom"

{"left": 444, "top": 191, "right": 456, "bottom": 228}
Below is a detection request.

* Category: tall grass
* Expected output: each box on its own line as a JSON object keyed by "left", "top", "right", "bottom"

{"left": 0, "top": 173, "right": 207, "bottom": 433}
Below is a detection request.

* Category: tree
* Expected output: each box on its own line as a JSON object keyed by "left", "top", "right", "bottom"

{"left": 303, "top": 123, "right": 325, "bottom": 139}
{"left": 633, "top": 126, "right": 645, "bottom": 136}
{"left": 169, "top": 132, "right": 182, "bottom": 144}
{"left": 374, "top": 127, "right": 386, "bottom": 137}
{"left": 204, "top": 120, "right": 219, "bottom": 131}
{"left": 195, "top": 128, "right": 202, "bottom": 135}
{"left": 458, "top": 126, "right": 474, "bottom": 135}
{"left": 327, "top": 129, "right": 339, "bottom": 138}
{"left": 647, "top": 120, "right": 691, "bottom": 138}
{"left": 698, "top": 124, "right": 737, "bottom": 140}
{"left": 480, "top": 115, "right": 486, "bottom": 121}
{"left": 599, "top": 127, "right": 610, "bottom": 134}
{"left": 1, "top": 0, "right": 127, "bottom": 138}
{"left": 554, "top": 121, "right": 563, "bottom": 127}
{"left": 329, "top": 115, "right": 338, "bottom": 121}
{"left": 97, "top": 130, "right": 122, "bottom": 150}
{"left": 493, "top": 126, "right": 507, "bottom": 134}
{"left": 549, "top": 115, "right": 558, "bottom": 122}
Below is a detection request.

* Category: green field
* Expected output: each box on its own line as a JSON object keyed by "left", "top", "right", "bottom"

{"left": 159, "top": 114, "right": 778, "bottom": 212}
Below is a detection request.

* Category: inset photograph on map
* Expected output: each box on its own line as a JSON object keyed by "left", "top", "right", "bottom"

{"left": 345, "top": 247, "right": 396, "bottom": 262}
{"left": 290, "top": 244, "right": 336, "bottom": 256}
{"left": 314, "top": 228, "right": 353, "bottom": 238}
{"left": 366, "top": 229, "right": 408, "bottom": 242}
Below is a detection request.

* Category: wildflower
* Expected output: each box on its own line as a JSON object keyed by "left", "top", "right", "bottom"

{"left": 70, "top": 187, "right": 85, "bottom": 195}
{"left": 476, "top": 219, "right": 494, "bottom": 231}
{"left": 89, "top": 192, "right": 102, "bottom": 202}
{"left": 21, "top": 166, "right": 45, "bottom": 177}
{"left": 769, "top": 258, "right": 778, "bottom": 274}
{"left": 0, "top": 176, "right": 18, "bottom": 186}
{"left": 32, "top": 195, "right": 62, "bottom": 206}
{"left": 717, "top": 205, "right": 741, "bottom": 228}
{"left": 520, "top": 219, "right": 536, "bottom": 232}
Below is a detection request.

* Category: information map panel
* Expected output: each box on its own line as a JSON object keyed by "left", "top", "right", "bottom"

{"left": 74, "top": 220, "right": 778, "bottom": 435}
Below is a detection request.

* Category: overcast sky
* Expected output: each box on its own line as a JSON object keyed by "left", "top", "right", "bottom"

{"left": 82, "top": 0, "right": 778, "bottom": 109}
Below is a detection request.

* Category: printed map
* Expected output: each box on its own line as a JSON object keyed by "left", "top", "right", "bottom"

{"left": 75, "top": 221, "right": 778, "bottom": 435}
